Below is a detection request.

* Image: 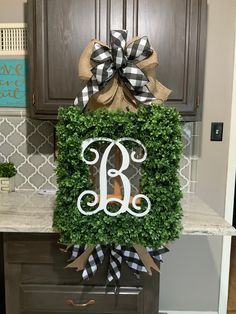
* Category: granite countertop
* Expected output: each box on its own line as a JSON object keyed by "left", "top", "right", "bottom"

{"left": 0, "top": 191, "right": 235, "bottom": 235}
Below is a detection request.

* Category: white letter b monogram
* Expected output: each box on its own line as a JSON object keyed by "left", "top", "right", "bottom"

{"left": 77, "top": 137, "right": 151, "bottom": 217}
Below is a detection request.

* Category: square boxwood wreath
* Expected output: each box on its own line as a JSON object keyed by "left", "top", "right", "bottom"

{"left": 54, "top": 104, "right": 183, "bottom": 248}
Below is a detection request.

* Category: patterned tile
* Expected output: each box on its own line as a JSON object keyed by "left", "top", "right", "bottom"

{"left": 178, "top": 122, "right": 200, "bottom": 193}
{"left": 0, "top": 116, "right": 56, "bottom": 190}
{"left": 178, "top": 123, "right": 191, "bottom": 192}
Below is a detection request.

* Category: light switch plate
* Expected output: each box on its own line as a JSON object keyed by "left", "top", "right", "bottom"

{"left": 211, "top": 122, "right": 223, "bottom": 141}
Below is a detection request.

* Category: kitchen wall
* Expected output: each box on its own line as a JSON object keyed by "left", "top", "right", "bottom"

{"left": 0, "top": 0, "right": 26, "bottom": 23}
{"left": 0, "top": 0, "right": 236, "bottom": 313}
{"left": 160, "top": 0, "right": 236, "bottom": 312}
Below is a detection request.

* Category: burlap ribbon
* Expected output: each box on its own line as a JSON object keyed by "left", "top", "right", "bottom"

{"left": 74, "top": 30, "right": 171, "bottom": 112}
{"left": 63, "top": 244, "right": 169, "bottom": 283}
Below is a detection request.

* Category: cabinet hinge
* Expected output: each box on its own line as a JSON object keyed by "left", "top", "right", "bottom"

{"left": 32, "top": 93, "right": 35, "bottom": 106}
{"left": 195, "top": 95, "right": 200, "bottom": 110}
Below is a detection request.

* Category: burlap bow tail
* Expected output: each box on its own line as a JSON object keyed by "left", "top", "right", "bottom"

{"left": 75, "top": 30, "right": 171, "bottom": 111}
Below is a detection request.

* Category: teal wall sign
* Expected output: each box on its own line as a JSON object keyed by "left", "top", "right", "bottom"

{"left": 0, "top": 59, "right": 27, "bottom": 107}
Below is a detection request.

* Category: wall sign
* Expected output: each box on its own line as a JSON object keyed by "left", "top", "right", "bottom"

{"left": 0, "top": 59, "right": 27, "bottom": 107}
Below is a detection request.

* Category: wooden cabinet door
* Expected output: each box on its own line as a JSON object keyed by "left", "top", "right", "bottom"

{"left": 0, "top": 234, "right": 4, "bottom": 314}
{"left": 126, "top": 0, "right": 207, "bottom": 121}
{"left": 28, "top": 0, "right": 101, "bottom": 119}
{"left": 28, "top": 0, "right": 128, "bottom": 119}
{"left": 28, "top": 0, "right": 207, "bottom": 120}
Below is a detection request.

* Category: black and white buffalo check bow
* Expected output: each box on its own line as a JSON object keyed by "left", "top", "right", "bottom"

{"left": 68, "top": 244, "right": 169, "bottom": 283}
{"left": 74, "top": 30, "right": 156, "bottom": 109}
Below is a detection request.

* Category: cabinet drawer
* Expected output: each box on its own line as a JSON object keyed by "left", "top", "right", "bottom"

{"left": 5, "top": 234, "right": 141, "bottom": 287}
{"left": 21, "top": 284, "right": 143, "bottom": 313}
{"left": 4, "top": 234, "right": 159, "bottom": 314}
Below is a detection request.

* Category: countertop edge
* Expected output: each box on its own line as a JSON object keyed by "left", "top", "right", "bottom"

{"left": 0, "top": 192, "right": 235, "bottom": 236}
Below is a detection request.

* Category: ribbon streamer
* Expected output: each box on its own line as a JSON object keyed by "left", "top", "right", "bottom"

{"left": 75, "top": 30, "right": 158, "bottom": 109}
{"left": 65, "top": 244, "right": 169, "bottom": 283}
{"left": 82, "top": 245, "right": 108, "bottom": 280}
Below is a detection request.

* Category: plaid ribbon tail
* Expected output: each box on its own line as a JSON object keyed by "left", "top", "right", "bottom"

{"left": 123, "top": 246, "right": 147, "bottom": 274}
{"left": 107, "top": 245, "right": 123, "bottom": 283}
{"left": 146, "top": 246, "right": 169, "bottom": 263}
{"left": 76, "top": 76, "right": 101, "bottom": 109}
{"left": 82, "top": 245, "right": 107, "bottom": 280}
{"left": 132, "top": 86, "right": 157, "bottom": 104}
{"left": 68, "top": 244, "right": 85, "bottom": 262}
{"left": 121, "top": 66, "right": 156, "bottom": 105}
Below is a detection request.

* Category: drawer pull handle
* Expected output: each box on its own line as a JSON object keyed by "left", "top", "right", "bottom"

{"left": 66, "top": 299, "right": 96, "bottom": 308}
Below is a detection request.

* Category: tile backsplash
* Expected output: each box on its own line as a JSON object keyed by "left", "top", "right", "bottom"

{"left": 180, "top": 122, "right": 200, "bottom": 193}
{"left": 0, "top": 109, "right": 199, "bottom": 192}
{"left": 0, "top": 109, "right": 56, "bottom": 190}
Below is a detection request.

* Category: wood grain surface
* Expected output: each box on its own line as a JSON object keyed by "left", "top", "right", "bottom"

{"left": 27, "top": 0, "right": 207, "bottom": 120}
{"left": 228, "top": 236, "right": 236, "bottom": 313}
{"left": 0, "top": 234, "right": 5, "bottom": 314}
{"left": 4, "top": 233, "right": 160, "bottom": 314}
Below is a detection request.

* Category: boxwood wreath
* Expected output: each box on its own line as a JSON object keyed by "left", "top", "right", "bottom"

{"left": 54, "top": 103, "right": 183, "bottom": 249}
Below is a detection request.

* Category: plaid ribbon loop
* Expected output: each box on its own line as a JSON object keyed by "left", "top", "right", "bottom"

{"left": 69, "top": 244, "right": 169, "bottom": 283}
{"left": 75, "top": 30, "right": 156, "bottom": 108}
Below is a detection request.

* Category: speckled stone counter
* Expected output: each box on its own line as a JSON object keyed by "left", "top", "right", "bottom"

{"left": 0, "top": 191, "right": 235, "bottom": 235}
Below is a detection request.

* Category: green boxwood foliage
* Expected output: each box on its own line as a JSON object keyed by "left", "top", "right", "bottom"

{"left": 54, "top": 104, "right": 183, "bottom": 248}
{"left": 0, "top": 162, "right": 16, "bottom": 178}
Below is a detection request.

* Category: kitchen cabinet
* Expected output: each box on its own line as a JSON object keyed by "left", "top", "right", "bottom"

{"left": 27, "top": 0, "right": 207, "bottom": 121}
{"left": 4, "top": 233, "right": 159, "bottom": 314}
{"left": 1, "top": 192, "right": 236, "bottom": 314}
{"left": 0, "top": 234, "right": 4, "bottom": 313}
